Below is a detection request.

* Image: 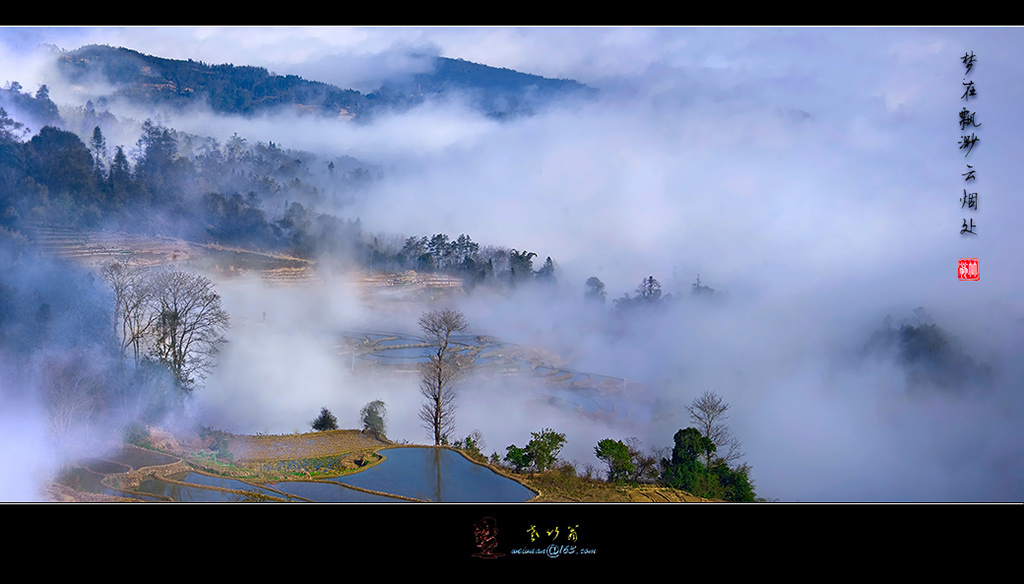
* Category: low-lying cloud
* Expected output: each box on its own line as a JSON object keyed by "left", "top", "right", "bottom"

{"left": 1, "top": 27, "right": 1021, "bottom": 501}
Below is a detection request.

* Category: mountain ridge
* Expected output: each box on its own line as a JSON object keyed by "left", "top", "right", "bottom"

{"left": 55, "top": 44, "right": 595, "bottom": 120}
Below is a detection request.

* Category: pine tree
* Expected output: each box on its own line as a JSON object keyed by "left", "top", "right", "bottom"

{"left": 312, "top": 407, "right": 338, "bottom": 431}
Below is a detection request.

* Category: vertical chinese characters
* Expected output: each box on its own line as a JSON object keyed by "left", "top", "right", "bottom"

{"left": 959, "top": 51, "right": 979, "bottom": 237}
{"left": 957, "top": 51, "right": 980, "bottom": 282}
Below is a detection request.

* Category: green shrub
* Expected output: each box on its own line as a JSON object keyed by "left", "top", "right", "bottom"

{"left": 122, "top": 423, "right": 153, "bottom": 449}
{"left": 504, "top": 445, "right": 532, "bottom": 473}
{"left": 595, "top": 438, "right": 635, "bottom": 483}
{"left": 360, "top": 400, "right": 387, "bottom": 439}
{"left": 526, "top": 428, "right": 566, "bottom": 472}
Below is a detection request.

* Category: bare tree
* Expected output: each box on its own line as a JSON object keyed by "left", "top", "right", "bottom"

{"left": 101, "top": 256, "right": 157, "bottom": 367}
{"left": 624, "top": 437, "right": 661, "bottom": 483}
{"left": 42, "top": 350, "right": 104, "bottom": 466}
{"left": 102, "top": 260, "right": 229, "bottom": 398}
{"left": 686, "top": 390, "right": 745, "bottom": 467}
{"left": 149, "top": 269, "right": 229, "bottom": 394}
{"left": 418, "top": 308, "right": 468, "bottom": 445}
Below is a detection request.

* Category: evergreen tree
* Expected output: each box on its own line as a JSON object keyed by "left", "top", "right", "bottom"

{"left": 585, "top": 276, "right": 606, "bottom": 304}
{"left": 0, "top": 107, "right": 26, "bottom": 143}
{"left": 536, "top": 256, "right": 556, "bottom": 285}
{"left": 108, "top": 145, "right": 133, "bottom": 211}
{"left": 509, "top": 249, "right": 537, "bottom": 288}
{"left": 89, "top": 126, "right": 108, "bottom": 178}
{"left": 312, "top": 407, "right": 338, "bottom": 431}
{"left": 636, "top": 275, "right": 662, "bottom": 303}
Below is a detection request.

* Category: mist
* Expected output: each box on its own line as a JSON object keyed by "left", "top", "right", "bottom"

{"left": 2, "top": 27, "right": 1022, "bottom": 501}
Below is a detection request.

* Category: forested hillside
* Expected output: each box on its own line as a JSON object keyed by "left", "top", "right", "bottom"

{"left": 55, "top": 45, "right": 595, "bottom": 120}
{"left": 367, "top": 55, "right": 596, "bottom": 117}
{"left": 0, "top": 79, "right": 563, "bottom": 291}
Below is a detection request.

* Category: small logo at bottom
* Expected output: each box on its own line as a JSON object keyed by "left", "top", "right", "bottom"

{"left": 958, "top": 258, "right": 980, "bottom": 281}
{"left": 472, "top": 517, "right": 504, "bottom": 559}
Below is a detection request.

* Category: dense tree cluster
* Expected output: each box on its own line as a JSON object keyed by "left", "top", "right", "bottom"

{"left": 0, "top": 82, "right": 371, "bottom": 249}
{"left": 612, "top": 275, "right": 672, "bottom": 312}
{"left": 494, "top": 393, "right": 760, "bottom": 501}
{"left": 862, "top": 309, "right": 994, "bottom": 393}
{"left": 656, "top": 392, "right": 757, "bottom": 501}
{"left": 371, "top": 234, "right": 558, "bottom": 291}
{"left": 399, "top": 233, "right": 481, "bottom": 273}
{"left": 582, "top": 274, "right": 720, "bottom": 316}
{"left": 503, "top": 428, "right": 567, "bottom": 474}
{"left": 659, "top": 427, "right": 757, "bottom": 502}
{"left": 594, "top": 437, "right": 660, "bottom": 484}
{"left": 0, "top": 81, "right": 61, "bottom": 131}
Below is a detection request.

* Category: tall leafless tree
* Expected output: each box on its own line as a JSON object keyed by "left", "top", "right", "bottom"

{"left": 418, "top": 308, "right": 468, "bottom": 445}
{"left": 149, "top": 269, "right": 230, "bottom": 395}
{"left": 686, "top": 390, "right": 745, "bottom": 467}
{"left": 101, "top": 256, "right": 157, "bottom": 367}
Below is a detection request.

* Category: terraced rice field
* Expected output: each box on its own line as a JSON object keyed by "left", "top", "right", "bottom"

{"left": 21, "top": 222, "right": 318, "bottom": 285}
{"left": 21, "top": 223, "right": 477, "bottom": 296}
{"left": 337, "top": 329, "right": 642, "bottom": 424}
{"left": 51, "top": 431, "right": 394, "bottom": 502}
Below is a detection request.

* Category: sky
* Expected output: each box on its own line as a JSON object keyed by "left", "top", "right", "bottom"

{"left": 2, "top": 26, "right": 1022, "bottom": 502}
